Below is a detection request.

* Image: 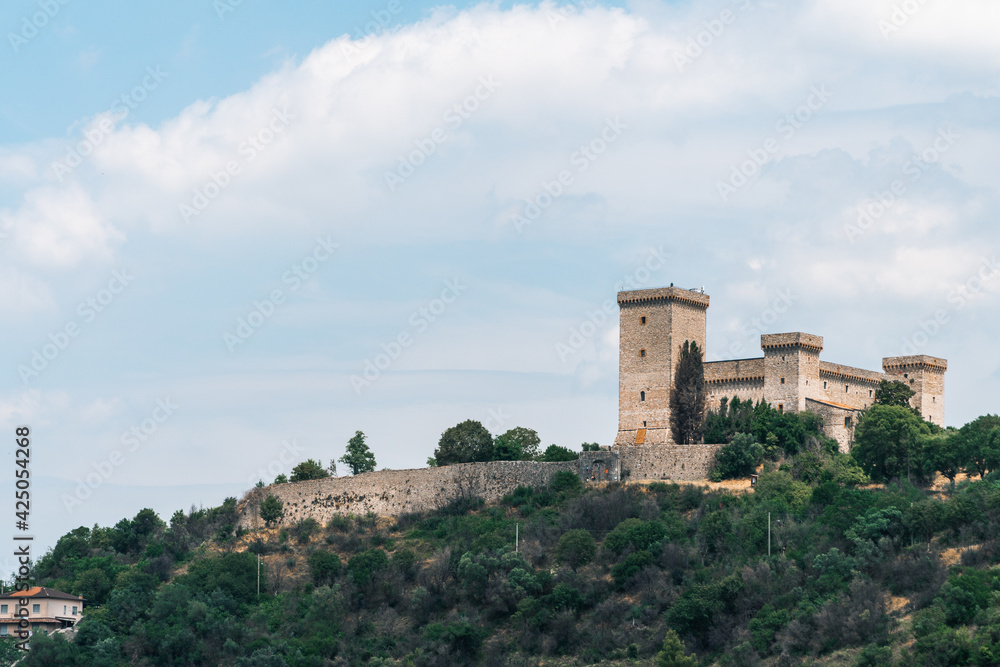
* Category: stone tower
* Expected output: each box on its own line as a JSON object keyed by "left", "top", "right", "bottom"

{"left": 615, "top": 286, "right": 709, "bottom": 445}
{"left": 761, "top": 333, "right": 824, "bottom": 414}
{"left": 882, "top": 355, "right": 947, "bottom": 426}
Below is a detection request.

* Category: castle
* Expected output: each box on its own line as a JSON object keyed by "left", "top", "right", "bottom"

{"left": 236, "top": 284, "right": 951, "bottom": 529}
{"left": 613, "top": 286, "right": 947, "bottom": 451}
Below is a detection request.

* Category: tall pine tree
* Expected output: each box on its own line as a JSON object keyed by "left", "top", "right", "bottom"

{"left": 670, "top": 340, "right": 706, "bottom": 444}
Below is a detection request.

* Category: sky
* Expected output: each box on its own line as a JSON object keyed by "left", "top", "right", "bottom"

{"left": 1, "top": 0, "right": 999, "bottom": 560}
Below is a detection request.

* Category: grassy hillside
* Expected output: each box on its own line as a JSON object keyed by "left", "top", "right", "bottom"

{"left": 6, "top": 440, "right": 1000, "bottom": 666}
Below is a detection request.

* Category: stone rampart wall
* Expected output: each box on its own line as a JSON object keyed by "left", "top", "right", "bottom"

{"left": 236, "top": 444, "right": 725, "bottom": 527}
{"left": 236, "top": 460, "right": 577, "bottom": 529}
{"left": 614, "top": 444, "right": 722, "bottom": 482}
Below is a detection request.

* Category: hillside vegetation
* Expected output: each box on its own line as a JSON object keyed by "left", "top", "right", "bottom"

{"left": 6, "top": 403, "right": 1000, "bottom": 666}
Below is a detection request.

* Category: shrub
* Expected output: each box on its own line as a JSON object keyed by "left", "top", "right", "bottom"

{"left": 289, "top": 518, "right": 320, "bottom": 544}
{"left": 539, "top": 445, "right": 579, "bottom": 462}
{"left": 611, "top": 550, "right": 654, "bottom": 587}
{"left": 603, "top": 518, "right": 667, "bottom": 556}
{"left": 711, "top": 433, "right": 764, "bottom": 481}
{"left": 259, "top": 495, "right": 284, "bottom": 527}
{"left": 556, "top": 529, "right": 596, "bottom": 569}
{"left": 551, "top": 470, "right": 583, "bottom": 495}
{"left": 657, "top": 629, "right": 698, "bottom": 667}
{"left": 290, "top": 459, "right": 328, "bottom": 482}
{"left": 346, "top": 548, "right": 389, "bottom": 586}
{"left": 307, "top": 550, "right": 341, "bottom": 586}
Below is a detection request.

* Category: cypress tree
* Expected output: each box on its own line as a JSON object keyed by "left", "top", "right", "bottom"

{"left": 670, "top": 340, "right": 706, "bottom": 444}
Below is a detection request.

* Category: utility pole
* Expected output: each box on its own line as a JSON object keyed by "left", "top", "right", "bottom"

{"left": 768, "top": 512, "right": 771, "bottom": 557}
{"left": 515, "top": 524, "right": 519, "bottom": 552}
{"left": 257, "top": 552, "right": 260, "bottom": 596}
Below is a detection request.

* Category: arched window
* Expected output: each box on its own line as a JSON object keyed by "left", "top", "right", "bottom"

{"left": 640, "top": 391, "right": 646, "bottom": 402}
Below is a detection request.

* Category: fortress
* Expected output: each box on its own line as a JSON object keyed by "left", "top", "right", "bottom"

{"left": 614, "top": 286, "right": 947, "bottom": 451}
{"left": 235, "top": 284, "right": 949, "bottom": 528}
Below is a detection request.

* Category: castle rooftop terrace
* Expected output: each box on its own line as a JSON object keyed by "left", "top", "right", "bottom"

{"left": 617, "top": 286, "right": 710, "bottom": 308}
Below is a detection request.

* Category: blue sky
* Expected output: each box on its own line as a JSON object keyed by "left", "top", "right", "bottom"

{"left": 1, "top": 0, "right": 999, "bottom": 559}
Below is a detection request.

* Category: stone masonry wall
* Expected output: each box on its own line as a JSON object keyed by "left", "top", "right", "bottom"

{"left": 237, "top": 460, "right": 577, "bottom": 529}
{"left": 236, "top": 446, "right": 722, "bottom": 528}
{"left": 614, "top": 444, "right": 722, "bottom": 482}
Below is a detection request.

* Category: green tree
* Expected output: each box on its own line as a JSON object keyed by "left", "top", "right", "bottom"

{"left": 290, "top": 458, "right": 329, "bottom": 482}
{"left": 657, "top": 629, "right": 698, "bottom": 667}
{"left": 260, "top": 494, "right": 284, "bottom": 527}
{"left": 581, "top": 442, "right": 601, "bottom": 451}
{"left": 308, "top": 550, "right": 341, "bottom": 586}
{"left": 346, "top": 548, "right": 389, "bottom": 586}
{"left": 274, "top": 473, "right": 288, "bottom": 484}
{"left": 556, "top": 530, "right": 596, "bottom": 569}
{"left": 921, "top": 431, "right": 964, "bottom": 489}
{"left": 670, "top": 340, "right": 706, "bottom": 444}
{"left": 538, "top": 444, "right": 578, "bottom": 462}
{"left": 955, "top": 415, "right": 1000, "bottom": 479}
{"left": 340, "top": 430, "right": 377, "bottom": 475}
{"left": 874, "top": 379, "right": 916, "bottom": 409}
{"left": 433, "top": 420, "right": 494, "bottom": 465}
{"left": 493, "top": 426, "right": 541, "bottom": 461}
{"left": 711, "top": 432, "right": 763, "bottom": 481}
{"left": 851, "top": 404, "right": 932, "bottom": 483}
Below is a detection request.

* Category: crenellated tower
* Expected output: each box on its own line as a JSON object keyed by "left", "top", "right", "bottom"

{"left": 615, "top": 286, "right": 708, "bottom": 445}
{"left": 882, "top": 355, "right": 947, "bottom": 426}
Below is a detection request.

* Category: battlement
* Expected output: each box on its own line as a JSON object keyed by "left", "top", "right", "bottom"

{"left": 760, "top": 332, "right": 824, "bottom": 353}
{"left": 617, "top": 286, "right": 710, "bottom": 309}
{"left": 882, "top": 355, "right": 948, "bottom": 372}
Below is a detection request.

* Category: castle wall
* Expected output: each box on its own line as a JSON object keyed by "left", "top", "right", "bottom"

{"left": 614, "top": 444, "right": 722, "bottom": 482}
{"left": 705, "top": 358, "right": 766, "bottom": 408}
{"left": 236, "top": 460, "right": 578, "bottom": 529}
{"left": 804, "top": 398, "right": 858, "bottom": 453}
{"left": 816, "top": 361, "right": 882, "bottom": 410}
{"left": 235, "top": 446, "right": 723, "bottom": 528}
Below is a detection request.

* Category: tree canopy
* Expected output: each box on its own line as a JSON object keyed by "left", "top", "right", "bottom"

{"left": 851, "top": 404, "right": 932, "bottom": 483}
{"left": 873, "top": 379, "right": 916, "bottom": 409}
{"left": 670, "top": 340, "right": 706, "bottom": 444}
{"left": 290, "top": 459, "right": 329, "bottom": 482}
{"left": 493, "top": 426, "right": 541, "bottom": 461}
{"left": 433, "top": 419, "right": 495, "bottom": 466}
{"left": 340, "top": 430, "right": 377, "bottom": 475}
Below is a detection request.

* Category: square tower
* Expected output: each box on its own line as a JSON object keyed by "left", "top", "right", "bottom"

{"left": 761, "top": 333, "right": 824, "bottom": 413}
{"left": 615, "top": 286, "right": 709, "bottom": 445}
{"left": 882, "top": 355, "right": 947, "bottom": 426}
